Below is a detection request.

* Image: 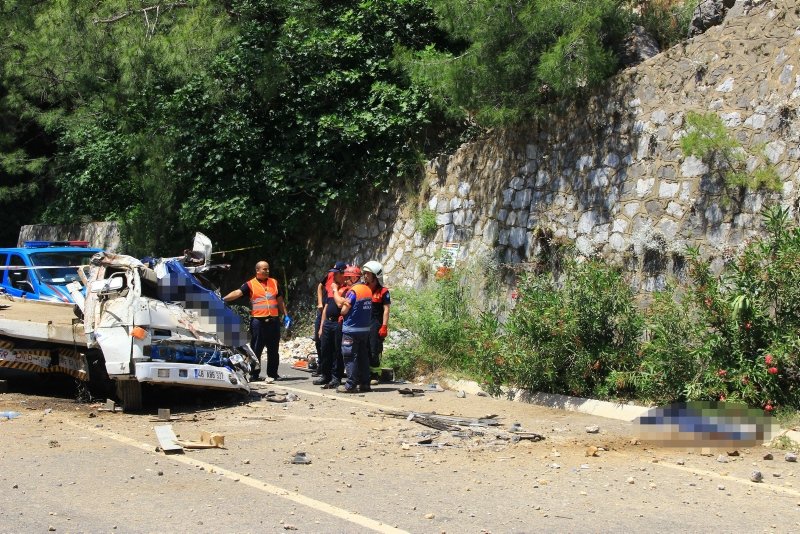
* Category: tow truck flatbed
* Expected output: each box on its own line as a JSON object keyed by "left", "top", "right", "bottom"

{"left": 0, "top": 297, "right": 86, "bottom": 346}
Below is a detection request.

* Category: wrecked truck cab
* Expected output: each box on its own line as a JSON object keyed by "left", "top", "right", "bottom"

{"left": 74, "top": 250, "right": 256, "bottom": 410}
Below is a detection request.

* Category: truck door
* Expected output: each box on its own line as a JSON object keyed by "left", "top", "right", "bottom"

{"left": 0, "top": 253, "right": 7, "bottom": 292}
{"left": 6, "top": 254, "right": 36, "bottom": 298}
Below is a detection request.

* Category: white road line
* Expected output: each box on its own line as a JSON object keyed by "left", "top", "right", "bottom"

{"left": 65, "top": 420, "right": 409, "bottom": 534}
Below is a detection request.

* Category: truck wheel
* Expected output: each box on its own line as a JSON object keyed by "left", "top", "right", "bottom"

{"left": 115, "top": 380, "right": 143, "bottom": 412}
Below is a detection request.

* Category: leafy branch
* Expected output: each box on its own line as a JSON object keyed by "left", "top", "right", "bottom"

{"left": 680, "top": 111, "right": 781, "bottom": 193}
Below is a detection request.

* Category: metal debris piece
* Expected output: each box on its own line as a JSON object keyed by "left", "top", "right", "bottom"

{"left": 291, "top": 452, "right": 311, "bottom": 465}
{"left": 154, "top": 425, "right": 184, "bottom": 454}
{"left": 380, "top": 409, "right": 501, "bottom": 427}
{"left": 175, "top": 431, "right": 225, "bottom": 449}
{"left": 509, "top": 431, "right": 545, "bottom": 442}
{"left": 407, "top": 412, "right": 458, "bottom": 431}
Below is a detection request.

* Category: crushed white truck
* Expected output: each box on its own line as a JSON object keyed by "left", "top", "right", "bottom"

{"left": 0, "top": 235, "right": 258, "bottom": 410}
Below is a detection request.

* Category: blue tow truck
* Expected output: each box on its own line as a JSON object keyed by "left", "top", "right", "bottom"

{"left": 0, "top": 241, "right": 102, "bottom": 303}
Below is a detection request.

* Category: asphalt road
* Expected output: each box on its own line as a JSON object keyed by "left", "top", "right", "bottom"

{"left": 1, "top": 372, "right": 799, "bottom": 533}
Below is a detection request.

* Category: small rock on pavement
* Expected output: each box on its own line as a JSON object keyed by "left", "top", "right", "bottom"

{"left": 626, "top": 477, "right": 635, "bottom": 484}
{"left": 283, "top": 525, "right": 298, "bottom": 531}
{"left": 676, "top": 459, "right": 685, "bottom": 465}
{"left": 763, "top": 453, "right": 774, "bottom": 460}
{"left": 718, "top": 484, "right": 725, "bottom": 490}
{"left": 750, "top": 470, "right": 763, "bottom": 483}
{"left": 726, "top": 450, "right": 739, "bottom": 456}
{"left": 585, "top": 446, "right": 599, "bottom": 457}
{"left": 716, "top": 455, "right": 729, "bottom": 463}
{"left": 786, "top": 453, "right": 798, "bottom": 463}
{"left": 585, "top": 425, "right": 600, "bottom": 434}
{"left": 424, "top": 513, "right": 435, "bottom": 520}
{"left": 49, "top": 527, "right": 55, "bottom": 532}
{"left": 456, "top": 390, "right": 466, "bottom": 398}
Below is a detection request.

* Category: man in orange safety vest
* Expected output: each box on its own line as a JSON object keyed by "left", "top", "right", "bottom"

{"left": 224, "top": 260, "right": 291, "bottom": 382}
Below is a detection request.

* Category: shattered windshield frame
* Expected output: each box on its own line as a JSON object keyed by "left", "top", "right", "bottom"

{"left": 29, "top": 251, "right": 96, "bottom": 285}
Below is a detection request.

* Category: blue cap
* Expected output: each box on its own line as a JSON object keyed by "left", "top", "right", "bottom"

{"left": 329, "top": 261, "right": 347, "bottom": 273}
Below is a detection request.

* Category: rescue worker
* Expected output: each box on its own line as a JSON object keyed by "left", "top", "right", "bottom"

{"left": 313, "top": 261, "right": 347, "bottom": 374}
{"left": 223, "top": 260, "right": 292, "bottom": 382}
{"left": 314, "top": 265, "right": 361, "bottom": 389}
{"left": 334, "top": 262, "right": 375, "bottom": 393}
{"left": 363, "top": 261, "right": 390, "bottom": 384}
{"left": 314, "top": 265, "right": 347, "bottom": 387}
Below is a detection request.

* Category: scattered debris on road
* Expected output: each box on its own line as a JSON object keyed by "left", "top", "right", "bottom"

{"left": 175, "top": 431, "right": 226, "bottom": 449}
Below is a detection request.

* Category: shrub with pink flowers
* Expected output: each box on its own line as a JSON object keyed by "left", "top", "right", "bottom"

{"left": 388, "top": 207, "right": 800, "bottom": 411}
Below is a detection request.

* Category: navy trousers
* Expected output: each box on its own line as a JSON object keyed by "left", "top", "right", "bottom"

{"left": 319, "top": 319, "right": 343, "bottom": 381}
{"left": 342, "top": 332, "right": 370, "bottom": 389}
{"left": 250, "top": 317, "right": 281, "bottom": 379}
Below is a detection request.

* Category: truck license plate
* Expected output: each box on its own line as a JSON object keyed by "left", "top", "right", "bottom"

{"left": 194, "top": 369, "right": 224, "bottom": 380}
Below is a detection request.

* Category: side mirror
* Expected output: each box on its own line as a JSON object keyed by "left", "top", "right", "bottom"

{"left": 90, "top": 276, "right": 124, "bottom": 293}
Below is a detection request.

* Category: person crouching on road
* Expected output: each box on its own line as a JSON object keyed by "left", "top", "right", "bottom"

{"left": 315, "top": 265, "right": 347, "bottom": 388}
{"left": 334, "top": 264, "right": 373, "bottom": 393}
{"left": 313, "top": 260, "right": 347, "bottom": 375}
{"left": 223, "top": 260, "right": 292, "bottom": 383}
{"left": 363, "top": 261, "right": 390, "bottom": 385}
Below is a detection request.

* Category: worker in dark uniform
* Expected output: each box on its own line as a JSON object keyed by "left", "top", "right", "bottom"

{"left": 335, "top": 263, "right": 374, "bottom": 393}
{"left": 313, "top": 261, "right": 347, "bottom": 373}
{"left": 223, "top": 260, "right": 291, "bottom": 382}
{"left": 315, "top": 265, "right": 346, "bottom": 387}
{"left": 316, "top": 265, "right": 360, "bottom": 389}
{"left": 363, "top": 261, "right": 390, "bottom": 384}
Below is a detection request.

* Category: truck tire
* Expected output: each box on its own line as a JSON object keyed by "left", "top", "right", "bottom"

{"left": 115, "top": 380, "right": 143, "bottom": 412}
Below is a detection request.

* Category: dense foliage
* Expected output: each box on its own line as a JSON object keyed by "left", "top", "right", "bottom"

{"left": 386, "top": 207, "right": 800, "bottom": 411}
{"left": 401, "top": 0, "right": 633, "bottom": 125}
{"left": 0, "top": 0, "right": 701, "bottom": 258}
{"left": 0, "top": 0, "right": 447, "bottom": 258}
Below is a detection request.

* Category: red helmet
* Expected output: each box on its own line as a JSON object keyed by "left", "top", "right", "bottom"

{"left": 343, "top": 265, "right": 362, "bottom": 280}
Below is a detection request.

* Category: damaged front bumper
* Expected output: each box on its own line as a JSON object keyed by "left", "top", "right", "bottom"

{"left": 134, "top": 361, "right": 250, "bottom": 391}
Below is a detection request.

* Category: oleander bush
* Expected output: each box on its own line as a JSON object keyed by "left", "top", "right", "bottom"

{"left": 388, "top": 207, "right": 800, "bottom": 411}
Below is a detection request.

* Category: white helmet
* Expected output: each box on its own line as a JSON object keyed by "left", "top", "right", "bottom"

{"left": 362, "top": 260, "right": 384, "bottom": 280}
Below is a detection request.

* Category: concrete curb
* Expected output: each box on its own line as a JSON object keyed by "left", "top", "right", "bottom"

{"left": 439, "top": 377, "right": 800, "bottom": 445}
{"left": 440, "top": 378, "right": 650, "bottom": 422}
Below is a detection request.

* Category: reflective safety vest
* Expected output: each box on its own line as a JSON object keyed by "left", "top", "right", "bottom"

{"left": 371, "top": 286, "right": 390, "bottom": 322}
{"left": 248, "top": 277, "right": 279, "bottom": 317}
{"left": 342, "top": 283, "right": 373, "bottom": 334}
{"left": 323, "top": 272, "right": 336, "bottom": 302}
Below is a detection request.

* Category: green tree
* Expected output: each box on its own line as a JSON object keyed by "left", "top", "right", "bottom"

{"left": 1, "top": 0, "right": 447, "bottom": 260}
{"left": 401, "top": 0, "right": 632, "bottom": 126}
